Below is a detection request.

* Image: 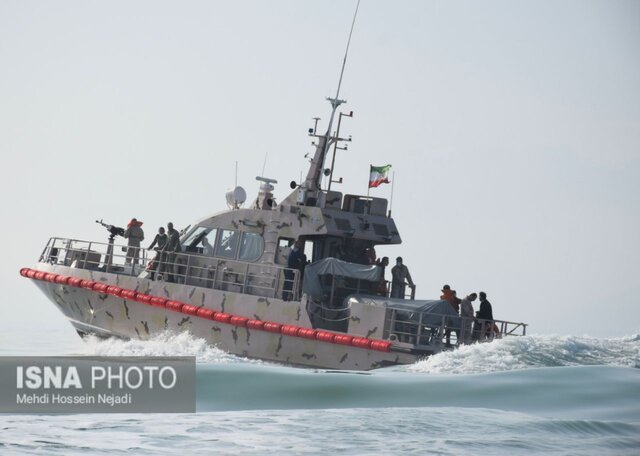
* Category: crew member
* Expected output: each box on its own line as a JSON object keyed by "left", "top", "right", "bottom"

{"left": 441, "top": 284, "right": 460, "bottom": 313}
{"left": 477, "top": 291, "right": 494, "bottom": 339}
{"left": 148, "top": 227, "right": 168, "bottom": 250}
{"left": 147, "top": 227, "right": 167, "bottom": 280}
{"left": 284, "top": 239, "right": 305, "bottom": 300}
{"left": 460, "top": 293, "right": 477, "bottom": 344}
{"left": 441, "top": 284, "right": 454, "bottom": 302}
{"left": 123, "top": 218, "right": 144, "bottom": 266}
{"left": 161, "top": 222, "right": 182, "bottom": 282}
{"left": 391, "top": 257, "right": 414, "bottom": 299}
{"left": 201, "top": 236, "right": 214, "bottom": 256}
{"left": 375, "top": 256, "right": 389, "bottom": 296}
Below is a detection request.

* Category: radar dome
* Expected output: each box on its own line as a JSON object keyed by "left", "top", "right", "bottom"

{"left": 225, "top": 186, "right": 246, "bottom": 209}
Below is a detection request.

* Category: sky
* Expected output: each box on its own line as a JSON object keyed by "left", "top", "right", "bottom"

{"left": 1, "top": 0, "right": 639, "bottom": 338}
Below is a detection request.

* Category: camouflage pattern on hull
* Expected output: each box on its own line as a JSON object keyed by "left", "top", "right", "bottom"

{"left": 32, "top": 263, "right": 416, "bottom": 371}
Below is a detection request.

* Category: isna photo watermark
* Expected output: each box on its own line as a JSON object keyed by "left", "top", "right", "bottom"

{"left": 1, "top": 356, "right": 195, "bottom": 413}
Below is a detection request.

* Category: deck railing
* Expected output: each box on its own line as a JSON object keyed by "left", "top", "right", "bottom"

{"left": 386, "top": 307, "right": 527, "bottom": 349}
{"left": 39, "top": 237, "right": 300, "bottom": 300}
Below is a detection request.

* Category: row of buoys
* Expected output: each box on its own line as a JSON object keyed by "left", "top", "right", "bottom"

{"left": 20, "top": 267, "right": 392, "bottom": 353}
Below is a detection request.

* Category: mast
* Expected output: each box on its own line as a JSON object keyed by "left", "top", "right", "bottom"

{"left": 299, "top": 0, "right": 360, "bottom": 206}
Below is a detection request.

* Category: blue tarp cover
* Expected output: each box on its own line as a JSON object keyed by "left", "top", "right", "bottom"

{"left": 348, "top": 296, "right": 460, "bottom": 327}
{"left": 302, "top": 257, "right": 381, "bottom": 300}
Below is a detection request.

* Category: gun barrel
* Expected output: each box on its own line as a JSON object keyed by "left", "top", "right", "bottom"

{"left": 96, "top": 219, "right": 123, "bottom": 236}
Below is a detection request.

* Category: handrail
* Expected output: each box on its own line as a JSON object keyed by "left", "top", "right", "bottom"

{"left": 39, "top": 237, "right": 301, "bottom": 301}
{"left": 387, "top": 307, "right": 527, "bottom": 348}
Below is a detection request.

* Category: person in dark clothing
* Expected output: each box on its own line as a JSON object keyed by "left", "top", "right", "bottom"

{"left": 391, "top": 257, "right": 414, "bottom": 299}
{"left": 284, "top": 239, "right": 304, "bottom": 300}
{"left": 477, "top": 291, "right": 494, "bottom": 339}
{"left": 164, "top": 222, "right": 181, "bottom": 252}
{"left": 147, "top": 227, "right": 168, "bottom": 280}
{"left": 148, "top": 227, "right": 168, "bottom": 251}
{"left": 359, "top": 246, "right": 377, "bottom": 265}
{"left": 160, "top": 222, "right": 182, "bottom": 282}
{"left": 375, "top": 256, "right": 389, "bottom": 296}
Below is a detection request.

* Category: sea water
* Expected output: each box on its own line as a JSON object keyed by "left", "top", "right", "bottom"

{"left": 1, "top": 327, "right": 638, "bottom": 455}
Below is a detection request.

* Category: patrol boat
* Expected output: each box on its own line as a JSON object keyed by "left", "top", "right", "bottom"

{"left": 20, "top": 21, "right": 527, "bottom": 372}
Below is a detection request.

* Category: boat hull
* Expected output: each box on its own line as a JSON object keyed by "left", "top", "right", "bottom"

{"left": 28, "top": 264, "right": 417, "bottom": 370}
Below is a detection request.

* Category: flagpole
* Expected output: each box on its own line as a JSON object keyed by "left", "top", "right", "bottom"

{"left": 388, "top": 171, "right": 395, "bottom": 218}
{"left": 367, "top": 164, "right": 371, "bottom": 197}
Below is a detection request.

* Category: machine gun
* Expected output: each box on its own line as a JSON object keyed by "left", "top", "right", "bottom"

{"left": 95, "top": 219, "right": 125, "bottom": 241}
{"left": 95, "top": 219, "right": 126, "bottom": 272}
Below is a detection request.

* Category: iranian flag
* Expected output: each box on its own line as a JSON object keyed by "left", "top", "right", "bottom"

{"left": 368, "top": 164, "right": 392, "bottom": 188}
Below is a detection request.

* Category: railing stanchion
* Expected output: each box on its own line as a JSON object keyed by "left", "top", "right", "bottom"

{"left": 84, "top": 242, "right": 92, "bottom": 270}
{"left": 185, "top": 254, "right": 192, "bottom": 285}
{"left": 242, "top": 264, "right": 250, "bottom": 294}
{"left": 416, "top": 312, "right": 423, "bottom": 345}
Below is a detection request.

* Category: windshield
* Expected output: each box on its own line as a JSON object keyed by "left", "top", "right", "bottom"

{"left": 181, "top": 226, "right": 215, "bottom": 252}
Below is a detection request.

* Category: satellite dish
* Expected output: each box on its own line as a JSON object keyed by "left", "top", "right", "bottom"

{"left": 225, "top": 186, "right": 247, "bottom": 209}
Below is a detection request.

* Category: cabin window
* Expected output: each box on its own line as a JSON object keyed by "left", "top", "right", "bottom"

{"left": 239, "top": 232, "right": 265, "bottom": 262}
{"left": 276, "top": 238, "right": 294, "bottom": 265}
{"left": 201, "top": 228, "right": 217, "bottom": 256}
{"left": 372, "top": 223, "right": 389, "bottom": 236}
{"left": 182, "top": 226, "right": 217, "bottom": 254}
{"left": 216, "top": 229, "right": 239, "bottom": 259}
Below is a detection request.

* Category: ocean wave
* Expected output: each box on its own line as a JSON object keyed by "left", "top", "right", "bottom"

{"left": 77, "top": 331, "right": 262, "bottom": 365}
{"left": 406, "top": 334, "right": 640, "bottom": 374}
{"left": 192, "top": 364, "right": 640, "bottom": 421}
{"left": 4, "top": 408, "right": 639, "bottom": 456}
{"left": 75, "top": 330, "right": 639, "bottom": 375}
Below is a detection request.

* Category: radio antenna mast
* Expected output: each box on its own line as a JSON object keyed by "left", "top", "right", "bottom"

{"left": 302, "top": 0, "right": 361, "bottom": 203}
{"left": 333, "top": 0, "right": 360, "bottom": 105}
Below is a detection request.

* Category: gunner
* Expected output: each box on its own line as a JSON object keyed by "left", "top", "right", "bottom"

{"left": 123, "top": 218, "right": 144, "bottom": 266}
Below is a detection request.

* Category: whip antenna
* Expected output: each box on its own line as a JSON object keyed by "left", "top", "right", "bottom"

{"left": 301, "top": 0, "right": 361, "bottom": 201}
{"left": 334, "top": 0, "right": 361, "bottom": 103}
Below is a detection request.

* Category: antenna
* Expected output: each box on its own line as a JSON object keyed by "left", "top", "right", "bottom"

{"left": 235, "top": 161, "right": 238, "bottom": 188}
{"left": 261, "top": 153, "right": 268, "bottom": 176}
{"left": 388, "top": 170, "right": 395, "bottom": 218}
{"left": 333, "top": 0, "right": 361, "bottom": 104}
{"left": 301, "top": 0, "right": 362, "bottom": 199}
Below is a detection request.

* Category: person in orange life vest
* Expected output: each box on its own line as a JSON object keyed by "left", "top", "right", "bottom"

{"left": 441, "top": 284, "right": 454, "bottom": 302}
{"left": 441, "top": 285, "right": 461, "bottom": 312}
{"left": 441, "top": 285, "right": 461, "bottom": 346}
{"left": 123, "top": 218, "right": 144, "bottom": 266}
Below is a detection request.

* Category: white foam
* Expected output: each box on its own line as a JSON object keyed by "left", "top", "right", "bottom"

{"left": 407, "top": 334, "right": 640, "bottom": 374}
{"left": 78, "top": 331, "right": 261, "bottom": 364}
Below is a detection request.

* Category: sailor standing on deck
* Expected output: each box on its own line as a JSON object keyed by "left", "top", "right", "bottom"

{"left": 123, "top": 218, "right": 144, "bottom": 266}
{"left": 477, "top": 291, "right": 494, "bottom": 339}
{"left": 391, "top": 257, "right": 414, "bottom": 299}
{"left": 147, "top": 227, "right": 168, "bottom": 280}
{"left": 375, "top": 256, "right": 390, "bottom": 296}
{"left": 460, "top": 293, "right": 477, "bottom": 344}
{"left": 284, "top": 239, "right": 305, "bottom": 301}
{"left": 148, "top": 227, "right": 168, "bottom": 251}
{"left": 161, "top": 222, "right": 182, "bottom": 282}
